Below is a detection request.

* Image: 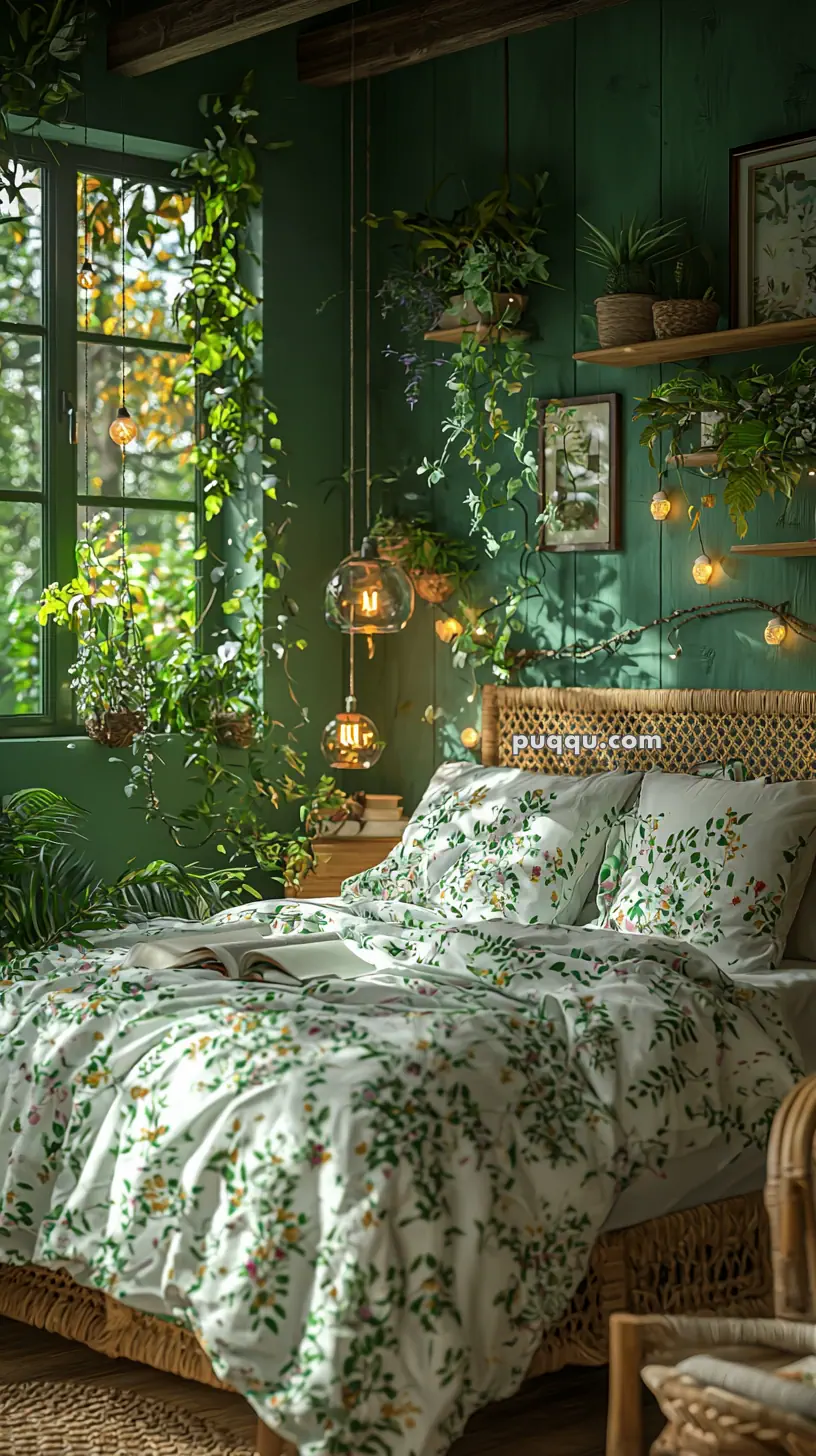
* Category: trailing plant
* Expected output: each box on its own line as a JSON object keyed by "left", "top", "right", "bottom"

{"left": 371, "top": 511, "right": 477, "bottom": 587}
{"left": 0, "top": 1, "right": 90, "bottom": 204}
{"left": 634, "top": 350, "right": 816, "bottom": 536}
{"left": 578, "top": 214, "right": 686, "bottom": 294}
{"left": 0, "top": 788, "right": 254, "bottom": 954}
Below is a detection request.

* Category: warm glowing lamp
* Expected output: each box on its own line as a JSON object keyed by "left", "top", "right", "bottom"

{"left": 78, "top": 257, "right": 99, "bottom": 291}
{"left": 109, "top": 405, "right": 137, "bottom": 448}
{"left": 692, "top": 553, "right": 713, "bottom": 585}
{"left": 320, "top": 696, "right": 384, "bottom": 769}
{"left": 649, "top": 490, "right": 671, "bottom": 521}
{"left": 435, "top": 617, "right": 464, "bottom": 644}
{"left": 324, "top": 536, "right": 414, "bottom": 635}
{"left": 764, "top": 616, "right": 787, "bottom": 646}
{"left": 460, "top": 727, "right": 480, "bottom": 750}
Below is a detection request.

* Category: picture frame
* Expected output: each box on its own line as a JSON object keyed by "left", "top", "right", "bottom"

{"left": 730, "top": 129, "right": 816, "bottom": 328}
{"left": 537, "top": 393, "right": 620, "bottom": 553}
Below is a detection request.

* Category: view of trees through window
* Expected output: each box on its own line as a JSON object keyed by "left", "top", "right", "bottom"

{"left": 0, "top": 154, "right": 199, "bottom": 722}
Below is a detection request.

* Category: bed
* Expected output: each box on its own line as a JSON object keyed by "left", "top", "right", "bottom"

{"left": 1, "top": 684, "right": 815, "bottom": 1456}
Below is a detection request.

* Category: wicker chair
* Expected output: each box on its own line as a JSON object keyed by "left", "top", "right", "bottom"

{"left": 606, "top": 1074, "right": 816, "bottom": 1456}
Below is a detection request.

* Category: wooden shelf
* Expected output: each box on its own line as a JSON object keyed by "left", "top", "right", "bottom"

{"left": 424, "top": 324, "right": 530, "bottom": 344}
{"left": 573, "top": 316, "right": 816, "bottom": 369}
{"left": 667, "top": 451, "right": 720, "bottom": 469}
{"left": 730, "top": 540, "right": 816, "bottom": 557}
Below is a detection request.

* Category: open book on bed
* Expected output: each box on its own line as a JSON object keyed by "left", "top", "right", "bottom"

{"left": 121, "top": 929, "right": 370, "bottom": 981}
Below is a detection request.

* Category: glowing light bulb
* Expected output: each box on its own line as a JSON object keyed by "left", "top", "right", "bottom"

{"left": 692, "top": 553, "right": 713, "bottom": 585}
{"left": 109, "top": 406, "right": 137, "bottom": 448}
{"left": 320, "top": 697, "right": 384, "bottom": 770}
{"left": 460, "top": 727, "right": 480, "bottom": 750}
{"left": 649, "top": 490, "right": 671, "bottom": 521}
{"left": 701, "top": 494, "right": 716, "bottom": 509}
{"left": 78, "top": 257, "right": 98, "bottom": 291}
{"left": 435, "top": 617, "right": 464, "bottom": 644}
{"left": 360, "top": 588, "right": 379, "bottom": 616}
{"left": 764, "top": 616, "right": 787, "bottom": 646}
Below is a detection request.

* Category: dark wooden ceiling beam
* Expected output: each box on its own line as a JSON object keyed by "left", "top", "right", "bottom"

{"left": 298, "top": 0, "right": 634, "bottom": 87}
{"left": 108, "top": 0, "right": 353, "bottom": 77}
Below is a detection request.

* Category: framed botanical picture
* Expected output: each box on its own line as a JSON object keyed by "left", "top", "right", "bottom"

{"left": 730, "top": 129, "right": 816, "bottom": 327}
{"left": 537, "top": 393, "right": 620, "bottom": 553}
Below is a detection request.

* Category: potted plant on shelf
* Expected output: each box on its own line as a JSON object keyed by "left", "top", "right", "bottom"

{"left": 652, "top": 254, "right": 720, "bottom": 340}
{"left": 634, "top": 349, "right": 816, "bottom": 536}
{"left": 371, "top": 512, "right": 478, "bottom": 604}
{"left": 578, "top": 213, "right": 686, "bottom": 348}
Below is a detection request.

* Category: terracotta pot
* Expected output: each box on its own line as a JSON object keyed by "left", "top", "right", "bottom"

{"left": 652, "top": 297, "right": 721, "bottom": 339}
{"left": 595, "top": 293, "right": 656, "bottom": 348}
{"left": 213, "top": 710, "right": 254, "bottom": 749}
{"left": 411, "top": 570, "right": 456, "bottom": 605}
{"left": 434, "top": 292, "right": 529, "bottom": 330}
{"left": 85, "top": 708, "right": 145, "bottom": 748}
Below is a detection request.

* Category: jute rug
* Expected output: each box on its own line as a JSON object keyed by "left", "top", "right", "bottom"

{"left": 0, "top": 1382, "right": 256, "bottom": 1455}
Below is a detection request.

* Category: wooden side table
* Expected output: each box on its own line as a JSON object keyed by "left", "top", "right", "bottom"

{"left": 286, "top": 835, "right": 400, "bottom": 899}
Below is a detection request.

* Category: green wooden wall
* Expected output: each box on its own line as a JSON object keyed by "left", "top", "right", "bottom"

{"left": 358, "top": 0, "right": 816, "bottom": 813}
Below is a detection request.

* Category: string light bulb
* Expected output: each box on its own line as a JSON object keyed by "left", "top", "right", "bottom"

{"left": 325, "top": 536, "right": 414, "bottom": 635}
{"left": 460, "top": 727, "right": 480, "bottom": 750}
{"left": 78, "top": 256, "right": 98, "bottom": 291}
{"left": 649, "top": 490, "right": 671, "bottom": 521}
{"left": 701, "top": 494, "right": 716, "bottom": 508}
{"left": 692, "top": 553, "right": 714, "bottom": 585}
{"left": 109, "top": 405, "right": 137, "bottom": 448}
{"left": 320, "top": 697, "right": 384, "bottom": 770}
{"left": 764, "top": 616, "right": 787, "bottom": 646}
{"left": 435, "top": 617, "right": 464, "bottom": 644}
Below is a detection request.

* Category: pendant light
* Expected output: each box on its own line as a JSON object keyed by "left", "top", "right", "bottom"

{"left": 321, "top": 53, "right": 388, "bottom": 768}
{"left": 109, "top": 172, "right": 137, "bottom": 448}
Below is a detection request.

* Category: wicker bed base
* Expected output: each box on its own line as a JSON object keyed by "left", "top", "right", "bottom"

{"left": 0, "top": 1191, "right": 771, "bottom": 1390}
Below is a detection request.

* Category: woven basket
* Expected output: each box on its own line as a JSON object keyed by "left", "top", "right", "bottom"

{"left": 0, "top": 1380, "right": 253, "bottom": 1455}
{"left": 85, "top": 708, "right": 145, "bottom": 748}
{"left": 434, "top": 292, "right": 528, "bottom": 330}
{"left": 213, "top": 710, "right": 254, "bottom": 750}
{"left": 643, "top": 1366, "right": 816, "bottom": 1456}
{"left": 412, "top": 570, "right": 456, "bottom": 604}
{"left": 595, "top": 293, "right": 656, "bottom": 348}
{"left": 653, "top": 298, "right": 721, "bottom": 339}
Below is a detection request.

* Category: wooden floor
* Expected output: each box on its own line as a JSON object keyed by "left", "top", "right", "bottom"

{"left": 0, "top": 1315, "right": 664, "bottom": 1454}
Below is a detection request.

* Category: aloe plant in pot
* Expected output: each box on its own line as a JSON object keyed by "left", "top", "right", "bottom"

{"left": 578, "top": 214, "right": 686, "bottom": 348}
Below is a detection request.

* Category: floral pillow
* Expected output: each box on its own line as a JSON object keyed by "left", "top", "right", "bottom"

{"left": 342, "top": 762, "right": 641, "bottom": 926}
{"left": 593, "top": 771, "right": 816, "bottom": 974}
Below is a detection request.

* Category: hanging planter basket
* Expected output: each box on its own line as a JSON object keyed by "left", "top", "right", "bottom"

{"left": 85, "top": 708, "right": 146, "bottom": 748}
{"left": 652, "top": 297, "right": 721, "bottom": 339}
{"left": 434, "top": 291, "right": 529, "bottom": 331}
{"left": 411, "top": 570, "right": 457, "bottom": 605}
{"left": 212, "top": 710, "right": 255, "bottom": 750}
{"left": 595, "top": 293, "right": 656, "bottom": 348}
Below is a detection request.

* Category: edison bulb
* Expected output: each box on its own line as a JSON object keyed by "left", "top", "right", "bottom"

{"left": 78, "top": 257, "right": 98, "bottom": 290}
{"left": 435, "top": 617, "right": 464, "bottom": 644}
{"left": 109, "top": 406, "right": 137, "bottom": 447}
{"left": 692, "top": 553, "right": 713, "bottom": 585}
{"left": 320, "top": 697, "right": 384, "bottom": 770}
{"left": 460, "top": 726, "right": 480, "bottom": 750}
{"left": 764, "top": 616, "right": 787, "bottom": 646}
{"left": 649, "top": 490, "right": 671, "bottom": 521}
{"left": 324, "top": 536, "right": 414, "bottom": 635}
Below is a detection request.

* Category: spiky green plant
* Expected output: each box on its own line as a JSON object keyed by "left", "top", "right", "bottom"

{"left": 0, "top": 788, "right": 254, "bottom": 954}
{"left": 578, "top": 214, "right": 686, "bottom": 294}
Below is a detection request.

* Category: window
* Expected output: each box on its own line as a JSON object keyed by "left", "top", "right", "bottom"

{"left": 0, "top": 147, "right": 200, "bottom": 733}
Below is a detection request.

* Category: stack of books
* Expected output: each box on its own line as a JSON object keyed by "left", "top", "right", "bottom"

{"left": 359, "top": 793, "right": 408, "bottom": 838}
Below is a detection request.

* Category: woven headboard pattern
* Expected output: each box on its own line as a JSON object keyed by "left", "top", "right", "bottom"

{"left": 481, "top": 686, "right": 816, "bottom": 782}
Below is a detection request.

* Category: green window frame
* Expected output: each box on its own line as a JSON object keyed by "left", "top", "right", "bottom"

{"left": 0, "top": 138, "right": 202, "bottom": 738}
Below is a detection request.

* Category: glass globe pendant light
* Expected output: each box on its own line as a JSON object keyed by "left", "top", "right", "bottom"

{"left": 321, "top": 694, "right": 384, "bottom": 770}
{"left": 325, "top": 534, "right": 414, "bottom": 634}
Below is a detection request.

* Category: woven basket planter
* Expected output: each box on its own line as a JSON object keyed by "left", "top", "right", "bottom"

{"left": 653, "top": 297, "right": 721, "bottom": 339}
{"left": 213, "top": 710, "right": 255, "bottom": 750}
{"left": 85, "top": 708, "right": 145, "bottom": 748}
{"left": 412, "top": 570, "right": 456, "bottom": 605}
{"left": 595, "top": 293, "right": 656, "bottom": 348}
{"left": 435, "top": 292, "right": 528, "bottom": 330}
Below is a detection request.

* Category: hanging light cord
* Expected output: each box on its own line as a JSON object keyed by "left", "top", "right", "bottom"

{"left": 347, "top": 6, "right": 357, "bottom": 701}
{"left": 503, "top": 39, "right": 510, "bottom": 179}
{"left": 364, "top": 74, "right": 372, "bottom": 535}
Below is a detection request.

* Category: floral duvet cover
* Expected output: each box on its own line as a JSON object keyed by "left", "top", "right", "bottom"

{"left": 0, "top": 899, "right": 802, "bottom": 1456}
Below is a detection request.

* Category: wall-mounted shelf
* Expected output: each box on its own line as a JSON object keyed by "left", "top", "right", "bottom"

{"left": 424, "top": 324, "right": 530, "bottom": 344}
{"left": 730, "top": 540, "right": 816, "bottom": 557}
{"left": 667, "top": 451, "right": 720, "bottom": 469}
{"left": 573, "top": 316, "right": 816, "bottom": 369}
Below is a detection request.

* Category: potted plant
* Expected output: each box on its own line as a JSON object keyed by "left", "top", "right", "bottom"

{"left": 162, "top": 627, "right": 262, "bottom": 749}
{"left": 371, "top": 512, "right": 478, "bottom": 604}
{"left": 578, "top": 214, "right": 686, "bottom": 348}
{"left": 653, "top": 255, "right": 720, "bottom": 340}
{"left": 634, "top": 349, "right": 816, "bottom": 536}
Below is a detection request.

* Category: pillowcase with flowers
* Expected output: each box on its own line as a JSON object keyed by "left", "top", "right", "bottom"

{"left": 592, "top": 771, "right": 816, "bottom": 974}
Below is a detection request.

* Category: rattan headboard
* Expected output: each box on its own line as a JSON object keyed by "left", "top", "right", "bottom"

{"left": 481, "top": 686, "right": 816, "bottom": 781}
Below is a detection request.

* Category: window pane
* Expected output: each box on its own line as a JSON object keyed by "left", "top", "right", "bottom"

{"left": 0, "top": 332, "right": 42, "bottom": 492}
{"left": 78, "top": 174, "right": 194, "bottom": 343}
{"left": 0, "top": 500, "right": 41, "bottom": 715}
{"left": 78, "top": 341, "right": 195, "bottom": 501}
{"left": 0, "top": 165, "right": 41, "bottom": 326}
{"left": 78, "top": 506, "right": 196, "bottom": 656}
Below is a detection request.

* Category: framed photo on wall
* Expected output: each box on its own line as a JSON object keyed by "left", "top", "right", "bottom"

{"left": 730, "top": 129, "right": 816, "bottom": 327}
{"left": 537, "top": 393, "right": 620, "bottom": 553}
